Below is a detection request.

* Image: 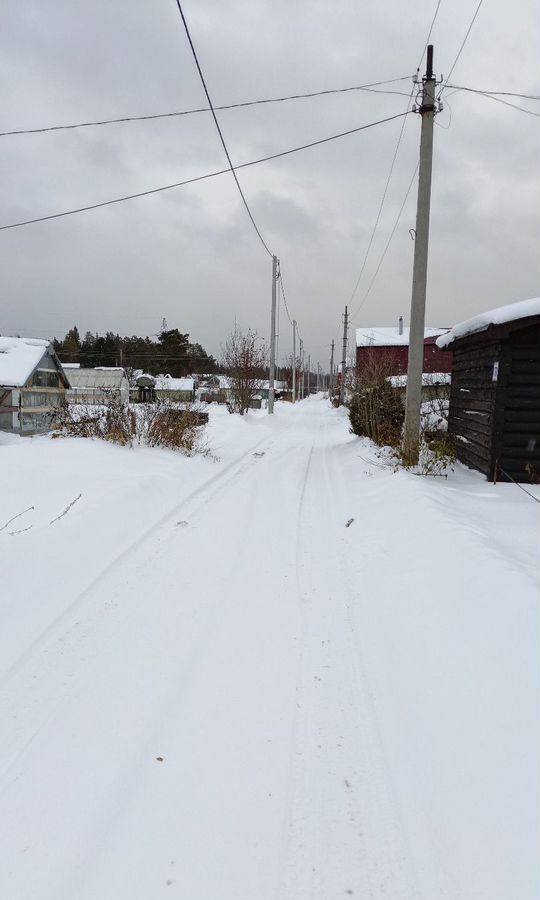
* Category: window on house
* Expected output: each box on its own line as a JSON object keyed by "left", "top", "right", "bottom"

{"left": 21, "top": 412, "right": 51, "bottom": 431}
{"left": 21, "top": 392, "right": 48, "bottom": 408}
{"left": 32, "top": 370, "right": 60, "bottom": 388}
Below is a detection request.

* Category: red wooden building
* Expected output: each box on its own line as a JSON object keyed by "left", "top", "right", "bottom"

{"left": 355, "top": 318, "right": 452, "bottom": 375}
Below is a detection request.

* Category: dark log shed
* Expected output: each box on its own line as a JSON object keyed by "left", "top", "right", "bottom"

{"left": 442, "top": 313, "right": 540, "bottom": 482}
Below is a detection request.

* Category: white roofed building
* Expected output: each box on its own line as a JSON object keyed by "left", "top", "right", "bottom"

{"left": 154, "top": 375, "right": 195, "bottom": 402}
{"left": 66, "top": 367, "right": 129, "bottom": 404}
{"left": 355, "top": 318, "right": 452, "bottom": 376}
{"left": 0, "top": 337, "right": 69, "bottom": 434}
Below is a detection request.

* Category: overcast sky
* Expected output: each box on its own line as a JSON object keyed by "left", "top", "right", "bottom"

{"left": 0, "top": 0, "right": 538, "bottom": 366}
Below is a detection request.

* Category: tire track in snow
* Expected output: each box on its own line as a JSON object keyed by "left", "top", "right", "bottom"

{"left": 278, "top": 415, "right": 423, "bottom": 899}
{"left": 0, "top": 436, "right": 271, "bottom": 691}
{"left": 38, "top": 432, "right": 314, "bottom": 900}
{"left": 323, "top": 442, "right": 424, "bottom": 898}
{"left": 0, "top": 439, "right": 275, "bottom": 782}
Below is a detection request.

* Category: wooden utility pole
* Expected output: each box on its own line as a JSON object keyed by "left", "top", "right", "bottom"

{"left": 403, "top": 45, "right": 438, "bottom": 463}
{"left": 268, "top": 255, "right": 278, "bottom": 414}
{"left": 329, "top": 339, "right": 335, "bottom": 400}
{"left": 292, "top": 319, "right": 297, "bottom": 402}
{"left": 339, "top": 305, "right": 349, "bottom": 406}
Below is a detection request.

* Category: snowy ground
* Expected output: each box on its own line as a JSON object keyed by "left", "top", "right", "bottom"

{"left": 0, "top": 396, "right": 538, "bottom": 900}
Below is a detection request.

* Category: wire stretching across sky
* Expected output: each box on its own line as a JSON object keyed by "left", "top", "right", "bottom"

{"left": 345, "top": 0, "right": 444, "bottom": 313}
{"left": 350, "top": 161, "right": 419, "bottom": 320}
{"left": 173, "top": 0, "right": 272, "bottom": 256}
{"left": 439, "top": 0, "right": 485, "bottom": 97}
{"left": 445, "top": 84, "right": 540, "bottom": 118}
{"left": 0, "top": 110, "right": 411, "bottom": 232}
{"left": 0, "top": 77, "right": 413, "bottom": 138}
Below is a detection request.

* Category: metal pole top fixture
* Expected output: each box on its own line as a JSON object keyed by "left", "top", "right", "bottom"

{"left": 419, "top": 45, "right": 436, "bottom": 113}
{"left": 426, "top": 44, "right": 434, "bottom": 80}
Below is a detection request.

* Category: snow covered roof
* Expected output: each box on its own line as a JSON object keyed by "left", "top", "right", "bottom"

{"left": 388, "top": 372, "right": 451, "bottom": 388}
{"left": 155, "top": 375, "right": 194, "bottom": 392}
{"left": 199, "top": 375, "right": 232, "bottom": 390}
{"left": 259, "top": 380, "right": 287, "bottom": 391}
{"left": 436, "top": 297, "right": 540, "bottom": 348}
{"left": 356, "top": 326, "right": 448, "bottom": 347}
{"left": 67, "top": 368, "right": 127, "bottom": 389}
{"left": 0, "top": 337, "right": 50, "bottom": 387}
{"left": 62, "top": 362, "right": 81, "bottom": 369}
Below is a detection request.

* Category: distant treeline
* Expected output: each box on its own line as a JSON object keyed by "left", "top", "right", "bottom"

{"left": 53, "top": 326, "right": 218, "bottom": 377}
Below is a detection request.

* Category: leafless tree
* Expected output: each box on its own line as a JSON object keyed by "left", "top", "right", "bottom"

{"left": 222, "top": 324, "right": 266, "bottom": 415}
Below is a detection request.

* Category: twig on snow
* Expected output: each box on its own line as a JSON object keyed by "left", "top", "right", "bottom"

{"left": 9, "top": 525, "right": 33, "bottom": 536}
{"left": 49, "top": 494, "right": 82, "bottom": 524}
{"left": 0, "top": 505, "right": 34, "bottom": 533}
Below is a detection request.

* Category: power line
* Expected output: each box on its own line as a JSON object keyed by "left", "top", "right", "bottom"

{"left": 278, "top": 270, "right": 302, "bottom": 342}
{"left": 347, "top": 100, "right": 413, "bottom": 306}
{"left": 0, "top": 77, "right": 413, "bottom": 138}
{"left": 278, "top": 270, "right": 303, "bottom": 345}
{"left": 418, "top": 0, "right": 444, "bottom": 71}
{"left": 0, "top": 110, "right": 411, "bottom": 232}
{"left": 439, "top": 0, "right": 485, "bottom": 95}
{"left": 346, "top": 0, "right": 443, "bottom": 311}
{"left": 173, "top": 0, "right": 272, "bottom": 256}
{"left": 445, "top": 84, "right": 540, "bottom": 117}
{"left": 447, "top": 84, "right": 540, "bottom": 101}
{"left": 278, "top": 273, "right": 293, "bottom": 326}
{"left": 350, "top": 161, "right": 419, "bottom": 320}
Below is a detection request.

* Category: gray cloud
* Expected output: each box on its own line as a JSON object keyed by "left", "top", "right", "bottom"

{"left": 0, "top": 0, "right": 538, "bottom": 366}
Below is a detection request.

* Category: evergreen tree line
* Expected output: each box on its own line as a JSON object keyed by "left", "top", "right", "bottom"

{"left": 54, "top": 326, "right": 219, "bottom": 378}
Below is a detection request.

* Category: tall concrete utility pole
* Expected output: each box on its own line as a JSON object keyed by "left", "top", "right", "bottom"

{"left": 268, "top": 255, "right": 278, "bottom": 414}
{"left": 329, "top": 339, "right": 335, "bottom": 400}
{"left": 292, "top": 319, "right": 297, "bottom": 403}
{"left": 339, "top": 305, "right": 349, "bottom": 406}
{"left": 403, "top": 45, "right": 438, "bottom": 463}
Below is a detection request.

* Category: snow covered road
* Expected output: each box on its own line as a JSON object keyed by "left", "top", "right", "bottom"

{"left": 1, "top": 397, "right": 538, "bottom": 899}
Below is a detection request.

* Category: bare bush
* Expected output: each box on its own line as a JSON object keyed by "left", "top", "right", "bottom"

{"left": 222, "top": 324, "right": 266, "bottom": 415}
{"left": 349, "top": 354, "right": 404, "bottom": 447}
{"left": 55, "top": 395, "right": 206, "bottom": 455}
{"left": 140, "top": 402, "right": 205, "bottom": 454}
{"left": 55, "top": 393, "right": 135, "bottom": 445}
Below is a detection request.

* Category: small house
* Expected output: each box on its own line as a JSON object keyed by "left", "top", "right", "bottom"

{"left": 437, "top": 298, "right": 540, "bottom": 482}
{"left": 197, "top": 374, "right": 231, "bottom": 404}
{"left": 0, "top": 337, "right": 69, "bottom": 434}
{"left": 155, "top": 375, "right": 195, "bottom": 403}
{"left": 65, "top": 366, "right": 129, "bottom": 404}
{"left": 257, "top": 380, "right": 288, "bottom": 400}
{"left": 387, "top": 371, "right": 451, "bottom": 401}
{"left": 356, "top": 318, "right": 452, "bottom": 375}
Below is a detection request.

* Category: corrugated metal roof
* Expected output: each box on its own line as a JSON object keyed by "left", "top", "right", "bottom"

{"left": 67, "top": 368, "right": 127, "bottom": 389}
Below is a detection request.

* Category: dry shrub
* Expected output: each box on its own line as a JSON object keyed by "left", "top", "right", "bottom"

{"left": 56, "top": 395, "right": 135, "bottom": 445}
{"left": 103, "top": 399, "right": 136, "bottom": 446}
{"left": 144, "top": 405, "right": 204, "bottom": 454}
{"left": 349, "top": 354, "right": 404, "bottom": 447}
{"left": 56, "top": 395, "right": 206, "bottom": 455}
